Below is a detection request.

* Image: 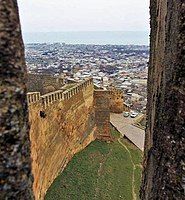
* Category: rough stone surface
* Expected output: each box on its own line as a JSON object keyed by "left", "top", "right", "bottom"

{"left": 94, "top": 90, "right": 112, "bottom": 140}
{"left": 29, "top": 84, "right": 96, "bottom": 200}
{"left": 141, "top": 0, "right": 185, "bottom": 199}
{"left": 109, "top": 89, "right": 124, "bottom": 113}
{"left": 0, "top": 0, "right": 33, "bottom": 199}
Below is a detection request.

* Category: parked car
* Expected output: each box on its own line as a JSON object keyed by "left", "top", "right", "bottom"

{"left": 123, "top": 112, "right": 130, "bottom": 117}
{"left": 130, "top": 112, "right": 138, "bottom": 118}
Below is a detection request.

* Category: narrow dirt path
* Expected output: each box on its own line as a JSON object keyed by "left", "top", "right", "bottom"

{"left": 118, "top": 138, "right": 137, "bottom": 200}
{"left": 94, "top": 149, "right": 112, "bottom": 199}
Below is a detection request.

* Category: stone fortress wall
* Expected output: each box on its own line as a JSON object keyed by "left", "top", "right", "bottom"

{"left": 27, "top": 78, "right": 120, "bottom": 199}
{"left": 94, "top": 90, "right": 112, "bottom": 140}
{"left": 28, "top": 78, "right": 96, "bottom": 199}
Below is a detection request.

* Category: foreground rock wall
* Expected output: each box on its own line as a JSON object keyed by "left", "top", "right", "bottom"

{"left": 29, "top": 83, "right": 96, "bottom": 199}
{"left": 0, "top": 1, "right": 33, "bottom": 199}
{"left": 141, "top": 0, "right": 185, "bottom": 199}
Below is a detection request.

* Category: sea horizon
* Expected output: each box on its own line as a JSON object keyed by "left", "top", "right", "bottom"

{"left": 22, "top": 31, "right": 149, "bottom": 45}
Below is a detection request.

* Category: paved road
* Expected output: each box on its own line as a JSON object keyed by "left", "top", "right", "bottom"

{"left": 110, "top": 113, "right": 145, "bottom": 151}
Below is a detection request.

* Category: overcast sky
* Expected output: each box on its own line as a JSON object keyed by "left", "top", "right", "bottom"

{"left": 18, "top": 0, "right": 149, "bottom": 32}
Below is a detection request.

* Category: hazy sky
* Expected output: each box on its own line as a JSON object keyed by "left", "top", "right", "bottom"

{"left": 18, "top": 0, "right": 149, "bottom": 32}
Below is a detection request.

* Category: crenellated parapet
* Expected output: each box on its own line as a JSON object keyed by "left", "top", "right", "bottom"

{"left": 27, "top": 92, "right": 41, "bottom": 105}
{"left": 41, "top": 90, "right": 64, "bottom": 108}
{"left": 62, "top": 78, "right": 93, "bottom": 100}
{"left": 27, "top": 78, "right": 94, "bottom": 108}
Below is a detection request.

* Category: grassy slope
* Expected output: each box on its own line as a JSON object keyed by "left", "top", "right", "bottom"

{"left": 45, "top": 129, "right": 143, "bottom": 200}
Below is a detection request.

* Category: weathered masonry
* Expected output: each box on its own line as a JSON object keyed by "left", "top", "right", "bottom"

{"left": 0, "top": 1, "right": 33, "bottom": 199}
{"left": 94, "top": 90, "right": 112, "bottom": 140}
{"left": 141, "top": 1, "right": 185, "bottom": 199}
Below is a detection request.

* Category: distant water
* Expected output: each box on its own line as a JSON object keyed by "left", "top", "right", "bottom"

{"left": 22, "top": 31, "right": 149, "bottom": 45}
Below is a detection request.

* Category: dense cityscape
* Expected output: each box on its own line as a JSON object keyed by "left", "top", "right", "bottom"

{"left": 26, "top": 43, "right": 149, "bottom": 114}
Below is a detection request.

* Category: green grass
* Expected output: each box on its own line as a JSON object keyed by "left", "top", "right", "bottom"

{"left": 120, "top": 137, "right": 143, "bottom": 200}
{"left": 120, "top": 138, "right": 143, "bottom": 166}
{"left": 45, "top": 129, "right": 143, "bottom": 200}
{"left": 135, "top": 166, "right": 142, "bottom": 199}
